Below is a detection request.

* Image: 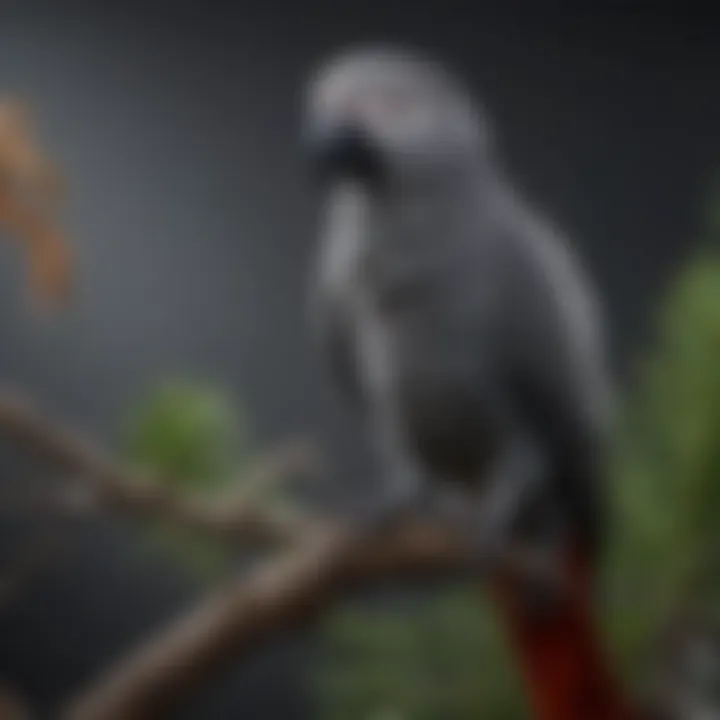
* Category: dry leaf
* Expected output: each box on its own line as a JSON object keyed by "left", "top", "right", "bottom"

{"left": 0, "top": 98, "right": 73, "bottom": 310}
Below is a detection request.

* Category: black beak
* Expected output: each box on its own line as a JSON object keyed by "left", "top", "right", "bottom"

{"left": 305, "top": 122, "right": 386, "bottom": 188}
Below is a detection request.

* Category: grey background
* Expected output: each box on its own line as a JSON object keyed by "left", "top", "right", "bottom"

{"left": 0, "top": 1, "right": 717, "bottom": 717}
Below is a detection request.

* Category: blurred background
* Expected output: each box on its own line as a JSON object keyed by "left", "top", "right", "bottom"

{"left": 0, "top": 1, "right": 717, "bottom": 718}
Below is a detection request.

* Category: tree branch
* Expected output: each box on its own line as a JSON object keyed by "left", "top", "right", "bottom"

{"left": 0, "top": 389, "right": 316, "bottom": 544}
{"left": 0, "top": 388, "right": 561, "bottom": 720}
{"left": 63, "top": 520, "right": 557, "bottom": 720}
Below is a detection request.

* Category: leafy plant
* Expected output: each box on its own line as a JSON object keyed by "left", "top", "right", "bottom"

{"left": 315, "top": 589, "right": 526, "bottom": 720}
{"left": 121, "top": 378, "right": 252, "bottom": 579}
{"left": 606, "top": 248, "right": 720, "bottom": 678}
{"left": 123, "top": 378, "right": 250, "bottom": 491}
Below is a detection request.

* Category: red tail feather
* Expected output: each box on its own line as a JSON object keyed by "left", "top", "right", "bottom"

{"left": 491, "top": 549, "right": 632, "bottom": 720}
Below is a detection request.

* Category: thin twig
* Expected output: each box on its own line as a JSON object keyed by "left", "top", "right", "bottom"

{"left": 63, "top": 519, "right": 560, "bottom": 720}
{"left": 0, "top": 388, "right": 564, "bottom": 720}
{"left": 0, "top": 389, "right": 316, "bottom": 544}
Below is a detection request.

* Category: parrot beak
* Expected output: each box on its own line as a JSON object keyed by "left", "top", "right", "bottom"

{"left": 305, "top": 121, "right": 386, "bottom": 189}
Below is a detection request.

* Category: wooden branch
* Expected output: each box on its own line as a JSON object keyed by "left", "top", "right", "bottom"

{"left": 0, "top": 389, "right": 562, "bottom": 720}
{"left": 224, "top": 440, "right": 323, "bottom": 506}
{"left": 63, "top": 520, "right": 558, "bottom": 720}
{"left": 0, "top": 389, "right": 316, "bottom": 545}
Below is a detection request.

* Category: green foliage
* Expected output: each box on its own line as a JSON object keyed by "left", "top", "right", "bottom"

{"left": 313, "top": 222, "right": 720, "bottom": 718}
{"left": 606, "top": 247, "right": 720, "bottom": 676}
{"left": 123, "top": 378, "right": 250, "bottom": 491}
{"left": 314, "top": 589, "right": 526, "bottom": 720}
{"left": 121, "top": 378, "right": 252, "bottom": 579}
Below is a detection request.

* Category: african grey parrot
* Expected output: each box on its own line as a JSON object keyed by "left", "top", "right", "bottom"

{"left": 303, "top": 46, "right": 613, "bottom": 564}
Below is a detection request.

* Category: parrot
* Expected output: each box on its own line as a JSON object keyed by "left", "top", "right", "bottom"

{"left": 303, "top": 46, "right": 631, "bottom": 720}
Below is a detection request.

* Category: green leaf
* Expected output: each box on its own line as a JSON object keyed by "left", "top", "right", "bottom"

{"left": 122, "top": 377, "right": 250, "bottom": 492}
{"left": 120, "top": 378, "right": 252, "bottom": 579}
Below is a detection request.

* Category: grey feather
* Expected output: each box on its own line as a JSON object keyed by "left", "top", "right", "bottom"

{"left": 305, "top": 47, "right": 613, "bottom": 554}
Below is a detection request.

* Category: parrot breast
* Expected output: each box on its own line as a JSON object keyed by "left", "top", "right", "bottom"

{"left": 389, "top": 331, "right": 500, "bottom": 484}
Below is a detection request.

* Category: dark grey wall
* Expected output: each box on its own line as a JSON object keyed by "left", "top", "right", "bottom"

{"left": 0, "top": 1, "right": 716, "bottom": 717}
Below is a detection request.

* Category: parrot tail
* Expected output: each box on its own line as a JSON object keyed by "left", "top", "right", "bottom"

{"left": 490, "top": 546, "right": 633, "bottom": 720}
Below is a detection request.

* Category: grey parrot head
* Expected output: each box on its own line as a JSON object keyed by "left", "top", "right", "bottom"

{"left": 303, "top": 46, "right": 490, "bottom": 192}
